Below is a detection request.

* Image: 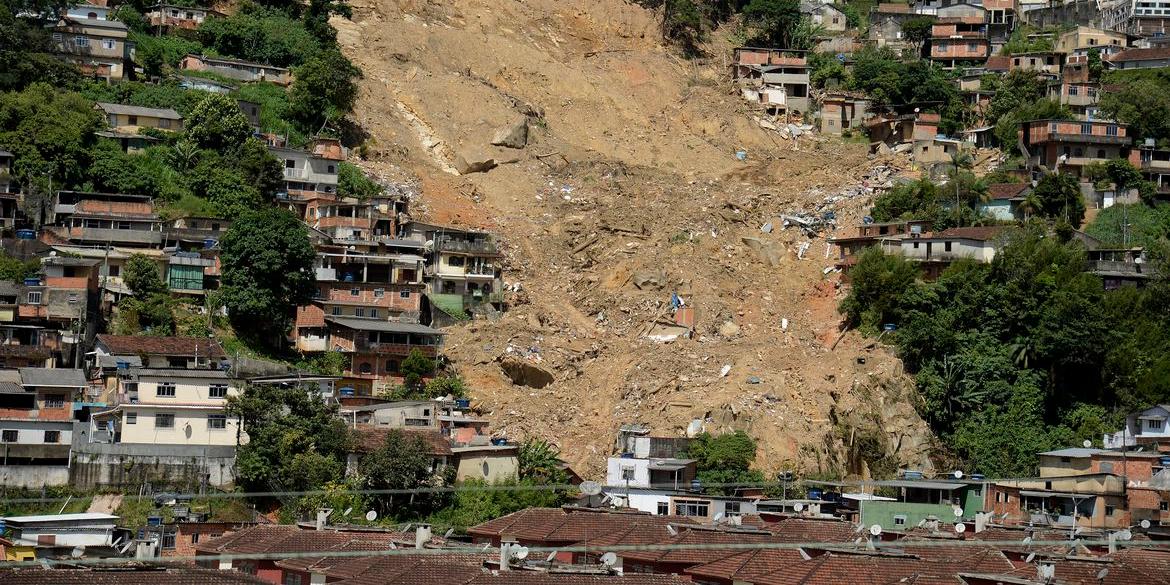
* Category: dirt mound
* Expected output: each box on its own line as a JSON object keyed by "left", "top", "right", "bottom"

{"left": 335, "top": 0, "right": 937, "bottom": 479}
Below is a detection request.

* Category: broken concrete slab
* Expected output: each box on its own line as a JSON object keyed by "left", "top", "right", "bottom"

{"left": 741, "top": 236, "right": 784, "bottom": 267}
{"left": 718, "top": 320, "right": 740, "bottom": 338}
{"left": 491, "top": 119, "right": 529, "bottom": 149}
{"left": 632, "top": 270, "right": 666, "bottom": 290}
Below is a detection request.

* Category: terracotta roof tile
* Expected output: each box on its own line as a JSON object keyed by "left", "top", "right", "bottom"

{"left": 769, "top": 517, "right": 858, "bottom": 543}
{"left": 620, "top": 528, "right": 780, "bottom": 565}
{"left": 874, "top": 3, "right": 913, "bottom": 13}
{"left": 96, "top": 335, "right": 227, "bottom": 358}
{"left": 684, "top": 547, "right": 807, "bottom": 582}
{"left": 0, "top": 566, "right": 268, "bottom": 584}
{"left": 1109, "top": 47, "right": 1170, "bottom": 62}
{"left": 468, "top": 508, "right": 670, "bottom": 544}
{"left": 751, "top": 550, "right": 965, "bottom": 585}
{"left": 985, "top": 55, "right": 1011, "bottom": 70}
{"left": 351, "top": 427, "right": 453, "bottom": 456}
{"left": 987, "top": 183, "right": 1029, "bottom": 200}
{"left": 466, "top": 574, "right": 692, "bottom": 585}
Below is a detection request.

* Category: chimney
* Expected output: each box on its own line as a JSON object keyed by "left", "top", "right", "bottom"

{"left": 1037, "top": 560, "right": 1056, "bottom": 583}
{"left": 499, "top": 538, "right": 516, "bottom": 572}
{"left": 414, "top": 523, "right": 432, "bottom": 549}
{"left": 315, "top": 508, "right": 331, "bottom": 530}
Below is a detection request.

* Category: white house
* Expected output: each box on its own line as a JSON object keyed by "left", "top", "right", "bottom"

{"left": 603, "top": 486, "right": 760, "bottom": 521}
{"left": 1104, "top": 404, "right": 1170, "bottom": 448}
{"left": 0, "top": 513, "right": 119, "bottom": 548}
{"left": 90, "top": 368, "right": 244, "bottom": 447}
{"left": 606, "top": 455, "right": 697, "bottom": 489}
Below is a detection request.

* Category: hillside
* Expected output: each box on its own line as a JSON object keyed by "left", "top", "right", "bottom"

{"left": 332, "top": 0, "right": 937, "bottom": 479}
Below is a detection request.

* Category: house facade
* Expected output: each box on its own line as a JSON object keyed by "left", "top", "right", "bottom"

{"left": 179, "top": 54, "right": 292, "bottom": 85}
{"left": 0, "top": 368, "right": 86, "bottom": 487}
{"left": 90, "top": 368, "right": 243, "bottom": 447}
{"left": 50, "top": 16, "right": 134, "bottom": 81}
{"left": 1021, "top": 119, "right": 1130, "bottom": 176}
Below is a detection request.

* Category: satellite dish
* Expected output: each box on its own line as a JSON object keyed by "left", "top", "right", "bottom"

{"left": 954, "top": 507, "right": 964, "bottom": 517}
{"left": 667, "top": 525, "right": 678, "bottom": 537}
{"left": 1097, "top": 568, "right": 1109, "bottom": 580}
{"left": 1142, "top": 520, "right": 1152, "bottom": 530}
{"left": 955, "top": 523, "right": 967, "bottom": 534}
{"left": 600, "top": 552, "right": 618, "bottom": 567}
{"left": 794, "top": 503, "right": 805, "bottom": 512}
{"left": 713, "top": 512, "right": 725, "bottom": 522}
{"left": 365, "top": 510, "right": 378, "bottom": 522}
{"left": 1119, "top": 529, "right": 1133, "bottom": 541}
{"left": 513, "top": 546, "right": 529, "bottom": 560}
{"left": 1084, "top": 440, "right": 1093, "bottom": 448}
{"left": 870, "top": 524, "right": 883, "bottom": 537}
{"left": 546, "top": 551, "right": 557, "bottom": 562}
{"left": 1023, "top": 536, "right": 1033, "bottom": 545}
{"left": 70, "top": 547, "right": 84, "bottom": 559}
{"left": 953, "top": 470, "right": 964, "bottom": 479}
{"left": 579, "top": 481, "right": 602, "bottom": 496}
{"left": 342, "top": 507, "right": 353, "bottom": 517}
{"left": 1026, "top": 553, "right": 1036, "bottom": 563}
{"left": 445, "top": 528, "right": 455, "bottom": 538}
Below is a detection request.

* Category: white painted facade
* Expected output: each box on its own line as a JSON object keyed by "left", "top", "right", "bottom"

{"left": 0, "top": 513, "right": 118, "bottom": 547}
{"left": 1104, "top": 405, "right": 1170, "bottom": 447}
{"left": 94, "top": 370, "right": 244, "bottom": 447}
{"left": 898, "top": 236, "right": 999, "bottom": 263}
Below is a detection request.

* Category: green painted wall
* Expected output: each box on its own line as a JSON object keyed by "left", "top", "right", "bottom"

{"left": 860, "top": 484, "right": 987, "bottom": 529}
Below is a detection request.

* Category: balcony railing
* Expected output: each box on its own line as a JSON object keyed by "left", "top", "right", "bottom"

{"left": 1047, "top": 132, "right": 1129, "bottom": 144}
{"left": 435, "top": 237, "right": 499, "bottom": 255}
{"left": 357, "top": 341, "right": 439, "bottom": 357}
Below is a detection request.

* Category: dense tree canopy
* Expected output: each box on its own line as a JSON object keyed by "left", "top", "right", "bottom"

{"left": 684, "top": 431, "right": 765, "bottom": 494}
{"left": 219, "top": 209, "right": 316, "bottom": 344}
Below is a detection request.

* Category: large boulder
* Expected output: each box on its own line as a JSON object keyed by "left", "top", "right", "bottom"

{"left": 454, "top": 148, "right": 499, "bottom": 175}
{"left": 491, "top": 119, "right": 529, "bottom": 149}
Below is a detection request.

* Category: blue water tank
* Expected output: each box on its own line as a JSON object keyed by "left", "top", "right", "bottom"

{"left": 904, "top": 470, "right": 924, "bottom": 480}
{"left": 491, "top": 438, "right": 507, "bottom": 446}
{"left": 22, "top": 278, "right": 39, "bottom": 286}
{"left": 971, "top": 473, "right": 986, "bottom": 481}
{"left": 620, "top": 452, "right": 634, "bottom": 459}
{"left": 1160, "top": 456, "right": 1170, "bottom": 467}
{"left": 203, "top": 238, "right": 217, "bottom": 249}
{"left": 339, "top": 387, "right": 355, "bottom": 396}
{"left": 808, "top": 488, "right": 823, "bottom": 501}
{"left": 15, "top": 229, "right": 34, "bottom": 240}
{"left": 455, "top": 398, "right": 471, "bottom": 408}
{"left": 691, "top": 479, "right": 702, "bottom": 492}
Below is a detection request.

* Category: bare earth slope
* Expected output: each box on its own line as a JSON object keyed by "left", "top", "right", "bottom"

{"left": 333, "top": 0, "right": 937, "bottom": 479}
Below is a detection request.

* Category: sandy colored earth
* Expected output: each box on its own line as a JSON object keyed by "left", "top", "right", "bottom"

{"left": 332, "top": 0, "right": 941, "bottom": 479}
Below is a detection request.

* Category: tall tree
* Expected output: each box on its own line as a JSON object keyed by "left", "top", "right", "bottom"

{"left": 124, "top": 254, "right": 167, "bottom": 297}
{"left": 359, "top": 430, "right": 451, "bottom": 517}
{"left": 517, "top": 438, "right": 565, "bottom": 484}
{"left": 1032, "top": 172, "right": 1086, "bottom": 227}
{"left": 742, "top": 0, "right": 802, "bottom": 48}
{"left": 289, "top": 49, "right": 362, "bottom": 134}
{"left": 185, "top": 93, "right": 253, "bottom": 151}
{"left": 219, "top": 208, "right": 316, "bottom": 345}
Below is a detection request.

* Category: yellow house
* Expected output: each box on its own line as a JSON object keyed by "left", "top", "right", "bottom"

{"left": 91, "top": 368, "right": 245, "bottom": 447}
{"left": 50, "top": 17, "right": 132, "bottom": 81}
{"left": 95, "top": 103, "right": 183, "bottom": 133}
{"left": 0, "top": 536, "right": 35, "bottom": 561}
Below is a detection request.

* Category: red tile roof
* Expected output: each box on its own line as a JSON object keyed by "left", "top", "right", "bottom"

{"left": 985, "top": 55, "right": 1011, "bottom": 70}
{"left": 465, "top": 574, "right": 692, "bottom": 585}
{"left": 768, "top": 517, "right": 859, "bottom": 543}
{"left": 96, "top": 335, "right": 227, "bottom": 358}
{"left": 351, "top": 427, "right": 453, "bottom": 456}
{"left": 0, "top": 566, "right": 268, "bottom": 584}
{"left": 874, "top": 2, "right": 913, "bottom": 12}
{"left": 684, "top": 547, "right": 808, "bottom": 582}
{"left": 987, "top": 182, "right": 1030, "bottom": 200}
{"left": 467, "top": 507, "right": 677, "bottom": 544}
{"left": 750, "top": 549, "right": 1006, "bottom": 585}
{"left": 986, "top": 551, "right": 1170, "bottom": 585}
{"left": 931, "top": 226, "right": 1007, "bottom": 241}
{"left": 620, "top": 527, "right": 781, "bottom": 566}
{"left": 196, "top": 525, "right": 410, "bottom": 556}
{"left": 1109, "top": 47, "right": 1170, "bottom": 62}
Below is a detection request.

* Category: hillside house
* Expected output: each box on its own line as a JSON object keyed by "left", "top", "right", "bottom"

{"left": 1107, "top": 47, "right": 1170, "bottom": 69}
{"left": 93, "top": 335, "right": 227, "bottom": 372}
{"left": 0, "top": 513, "right": 119, "bottom": 554}
{"left": 894, "top": 226, "right": 1006, "bottom": 279}
{"left": 1020, "top": 119, "right": 1130, "bottom": 177}
{"left": 979, "top": 183, "right": 1032, "bottom": 220}
{"left": 0, "top": 368, "right": 86, "bottom": 488}
{"left": 801, "top": 0, "right": 848, "bottom": 32}
{"left": 1130, "top": 144, "right": 1170, "bottom": 194}
{"left": 1055, "top": 25, "right": 1128, "bottom": 56}
{"left": 271, "top": 139, "right": 344, "bottom": 196}
{"left": 866, "top": 111, "right": 940, "bottom": 148}
{"left": 1087, "top": 247, "right": 1151, "bottom": 289}
{"left": 930, "top": 17, "right": 991, "bottom": 67}
{"left": 400, "top": 221, "right": 505, "bottom": 317}
{"left": 1010, "top": 51, "right": 1065, "bottom": 76}
{"left": 819, "top": 94, "right": 871, "bottom": 135}
{"left": 145, "top": 4, "right": 223, "bottom": 30}
{"left": 49, "top": 16, "right": 134, "bottom": 81}
{"left": 855, "top": 478, "right": 987, "bottom": 529}
{"left": 829, "top": 220, "right": 933, "bottom": 272}
{"left": 95, "top": 103, "right": 182, "bottom": 134}
{"left": 732, "top": 48, "right": 811, "bottom": 114}
{"left": 607, "top": 455, "right": 698, "bottom": 490}
{"left": 179, "top": 54, "right": 292, "bottom": 85}
{"left": 0, "top": 149, "right": 18, "bottom": 196}
{"left": 317, "top": 318, "right": 444, "bottom": 396}
{"left": 1104, "top": 405, "right": 1170, "bottom": 448}
{"left": 49, "top": 191, "right": 163, "bottom": 248}
{"left": 987, "top": 471, "right": 1129, "bottom": 529}
{"left": 89, "top": 368, "right": 243, "bottom": 447}
{"left": 868, "top": 3, "right": 918, "bottom": 48}
{"left": 1049, "top": 78, "right": 1106, "bottom": 120}
{"left": 66, "top": 4, "right": 113, "bottom": 20}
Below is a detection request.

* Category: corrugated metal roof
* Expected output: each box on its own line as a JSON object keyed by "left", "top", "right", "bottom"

{"left": 325, "top": 316, "right": 445, "bottom": 335}
{"left": 95, "top": 103, "right": 182, "bottom": 120}
{"left": 18, "top": 368, "right": 86, "bottom": 388}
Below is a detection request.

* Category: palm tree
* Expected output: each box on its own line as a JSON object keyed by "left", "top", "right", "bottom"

{"left": 518, "top": 439, "right": 563, "bottom": 483}
{"left": 950, "top": 151, "right": 975, "bottom": 226}
{"left": 1018, "top": 191, "right": 1042, "bottom": 223}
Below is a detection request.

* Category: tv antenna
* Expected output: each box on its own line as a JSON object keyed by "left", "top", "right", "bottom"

{"left": 365, "top": 510, "right": 378, "bottom": 522}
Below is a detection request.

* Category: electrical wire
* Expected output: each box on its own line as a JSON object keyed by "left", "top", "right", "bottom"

{"left": 1, "top": 538, "right": 1168, "bottom": 569}
{"left": 0, "top": 475, "right": 1139, "bottom": 504}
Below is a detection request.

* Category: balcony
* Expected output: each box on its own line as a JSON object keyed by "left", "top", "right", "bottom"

{"left": 435, "top": 237, "right": 499, "bottom": 255}
{"left": 1046, "top": 132, "right": 1129, "bottom": 145}
{"left": 355, "top": 341, "right": 439, "bottom": 357}
{"left": 284, "top": 167, "right": 307, "bottom": 180}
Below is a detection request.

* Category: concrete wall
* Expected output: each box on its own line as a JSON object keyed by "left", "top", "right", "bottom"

{"left": 0, "top": 465, "right": 70, "bottom": 487}
{"left": 69, "top": 431, "right": 236, "bottom": 489}
{"left": 455, "top": 452, "right": 518, "bottom": 482}
{"left": 118, "top": 407, "right": 241, "bottom": 446}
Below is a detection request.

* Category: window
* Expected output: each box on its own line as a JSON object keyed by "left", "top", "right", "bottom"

{"left": 656, "top": 502, "right": 669, "bottom": 515}
{"left": 45, "top": 394, "right": 64, "bottom": 408}
{"left": 1150, "top": 419, "right": 1165, "bottom": 430}
{"left": 621, "top": 466, "right": 636, "bottom": 481}
{"left": 331, "top": 306, "right": 342, "bottom": 316}
{"left": 327, "top": 165, "right": 336, "bottom": 174}
{"left": 1107, "top": 125, "right": 1119, "bottom": 136}
{"left": 1106, "top": 505, "right": 1116, "bottom": 516}
{"left": 157, "top": 383, "right": 176, "bottom": 397}
{"left": 945, "top": 242, "right": 953, "bottom": 252}
{"left": 369, "top": 309, "right": 378, "bottom": 318}
{"left": 161, "top": 531, "right": 176, "bottom": 550}
{"left": 968, "top": 42, "right": 978, "bottom": 52}
{"left": 26, "top": 292, "right": 41, "bottom": 305}
{"left": 209, "top": 384, "right": 228, "bottom": 398}
{"left": 1101, "top": 462, "right": 1114, "bottom": 473}
{"left": 894, "top": 515, "right": 907, "bottom": 526}
{"left": 355, "top": 308, "right": 365, "bottom": 317}
{"left": 75, "top": 36, "right": 89, "bottom": 48}
{"left": 1161, "top": 501, "right": 1168, "bottom": 511}
{"left": 101, "top": 39, "right": 115, "bottom": 50}
{"left": 374, "top": 288, "right": 385, "bottom": 298}
{"left": 286, "top": 160, "right": 296, "bottom": 168}
{"left": 674, "top": 500, "right": 710, "bottom": 517}
{"left": 159, "top": 119, "right": 170, "bottom": 129}
{"left": 207, "top": 415, "right": 226, "bottom": 430}
{"left": 284, "top": 575, "right": 303, "bottom": 585}
{"left": 126, "top": 412, "right": 137, "bottom": 425}
{"left": 350, "top": 287, "right": 360, "bottom": 296}
{"left": 725, "top": 501, "right": 742, "bottom": 517}
{"left": 1061, "top": 457, "right": 1071, "bottom": 463}
{"left": 447, "top": 256, "right": 464, "bottom": 267}
{"left": 972, "top": 484, "right": 982, "bottom": 497}
{"left": 128, "top": 115, "right": 138, "bottom": 125}
{"left": 191, "top": 533, "right": 200, "bottom": 544}
{"left": 1, "top": 430, "right": 15, "bottom": 442}
{"left": 1051, "top": 122, "right": 1058, "bottom": 133}
{"left": 238, "top": 562, "right": 256, "bottom": 575}
{"left": 1069, "top": 85, "right": 1079, "bottom": 96}
{"left": 156, "top": 413, "right": 175, "bottom": 428}
{"left": 359, "top": 362, "right": 372, "bottom": 375}
{"left": 1081, "top": 123, "right": 1092, "bottom": 134}
{"left": 996, "top": 492, "right": 1002, "bottom": 503}
{"left": 400, "top": 290, "right": 411, "bottom": 298}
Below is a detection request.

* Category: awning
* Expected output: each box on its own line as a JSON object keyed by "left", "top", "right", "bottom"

{"left": 1019, "top": 490, "right": 1106, "bottom": 499}
{"left": 870, "top": 480, "right": 964, "bottom": 490}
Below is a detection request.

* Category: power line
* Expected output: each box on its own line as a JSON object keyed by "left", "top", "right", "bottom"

{"left": 2, "top": 539, "right": 1168, "bottom": 569}
{"left": 0, "top": 475, "right": 1136, "bottom": 504}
